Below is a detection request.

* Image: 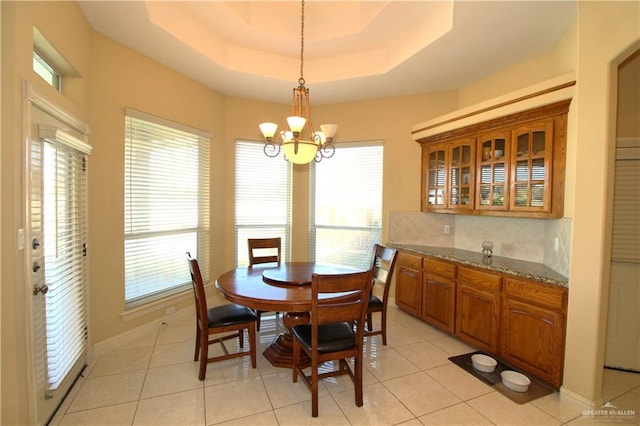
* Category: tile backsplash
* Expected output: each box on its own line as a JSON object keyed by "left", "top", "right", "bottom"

{"left": 389, "top": 211, "right": 571, "bottom": 278}
{"left": 388, "top": 211, "right": 455, "bottom": 247}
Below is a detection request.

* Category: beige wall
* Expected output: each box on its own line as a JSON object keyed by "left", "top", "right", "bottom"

{"left": 458, "top": 20, "right": 577, "bottom": 108}
{"left": 87, "top": 32, "right": 228, "bottom": 343}
{"left": 563, "top": 1, "right": 639, "bottom": 404}
{"left": 1, "top": 2, "right": 93, "bottom": 423}
{"left": 2, "top": 1, "right": 639, "bottom": 424}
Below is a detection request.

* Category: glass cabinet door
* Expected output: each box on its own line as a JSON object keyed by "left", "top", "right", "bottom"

{"left": 511, "top": 120, "right": 553, "bottom": 211}
{"left": 477, "top": 133, "right": 509, "bottom": 210}
{"left": 448, "top": 139, "right": 474, "bottom": 210}
{"left": 425, "top": 145, "right": 447, "bottom": 208}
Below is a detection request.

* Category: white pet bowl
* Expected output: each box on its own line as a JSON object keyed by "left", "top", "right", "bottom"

{"left": 471, "top": 354, "right": 497, "bottom": 373}
{"left": 501, "top": 370, "right": 531, "bottom": 392}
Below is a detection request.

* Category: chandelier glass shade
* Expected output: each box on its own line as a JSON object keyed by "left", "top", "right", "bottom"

{"left": 259, "top": 0, "right": 337, "bottom": 165}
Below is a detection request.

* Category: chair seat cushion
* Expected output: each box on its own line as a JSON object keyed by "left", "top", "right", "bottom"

{"left": 368, "top": 294, "right": 383, "bottom": 309}
{"left": 208, "top": 303, "right": 257, "bottom": 327}
{"left": 292, "top": 322, "right": 355, "bottom": 353}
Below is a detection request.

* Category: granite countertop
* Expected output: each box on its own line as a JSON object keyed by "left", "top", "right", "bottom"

{"left": 389, "top": 244, "right": 569, "bottom": 288}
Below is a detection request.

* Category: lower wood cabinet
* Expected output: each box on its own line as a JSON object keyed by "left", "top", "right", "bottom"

{"left": 422, "top": 258, "right": 456, "bottom": 333}
{"left": 501, "top": 278, "right": 567, "bottom": 388}
{"left": 395, "top": 252, "right": 422, "bottom": 317}
{"left": 394, "top": 250, "right": 568, "bottom": 389}
{"left": 456, "top": 266, "right": 502, "bottom": 353}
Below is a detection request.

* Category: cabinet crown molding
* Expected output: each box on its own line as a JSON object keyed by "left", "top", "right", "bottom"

{"left": 412, "top": 74, "right": 575, "bottom": 142}
{"left": 416, "top": 100, "right": 571, "bottom": 146}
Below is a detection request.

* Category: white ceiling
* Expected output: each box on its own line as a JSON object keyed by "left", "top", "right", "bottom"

{"left": 78, "top": 1, "right": 577, "bottom": 105}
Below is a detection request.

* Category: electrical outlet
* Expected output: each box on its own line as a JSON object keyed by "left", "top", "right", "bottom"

{"left": 554, "top": 237, "right": 559, "bottom": 251}
{"left": 444, "top": 225, "right": 451, "bottom": 235}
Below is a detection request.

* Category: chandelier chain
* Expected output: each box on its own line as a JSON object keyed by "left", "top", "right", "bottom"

{"left": 299, "top": 0, "right": 305, "bottom": 86}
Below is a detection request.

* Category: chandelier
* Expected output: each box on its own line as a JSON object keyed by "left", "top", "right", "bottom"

{"left": 259, "top": 0, "right": 337, "bottom": 165}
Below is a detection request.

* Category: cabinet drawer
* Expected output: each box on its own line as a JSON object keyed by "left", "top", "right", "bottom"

{"left": 424, "top": 257, "right": 455, "bottom": 279}
{"left": 397, "top": 252, "right": 422, "bottom": 269}
{"left": 505, "top": 278, "right": 567, "bottom": 311}
{"left": 458, "top": 266, "right": 501, "bottom": 292}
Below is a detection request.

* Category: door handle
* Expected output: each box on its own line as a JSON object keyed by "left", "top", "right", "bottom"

{"left": 33, "top": 284, "right": 49, "bottom": 295}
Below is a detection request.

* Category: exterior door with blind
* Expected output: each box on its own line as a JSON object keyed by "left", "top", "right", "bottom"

{"left": 25, "top": 93, "right": 91, "bottom": 424}
{"left": 605, "top": 140, "right": 640, "bottom": 372}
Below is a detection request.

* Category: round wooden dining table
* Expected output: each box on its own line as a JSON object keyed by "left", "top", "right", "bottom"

{"left": 215, "top": 262, "right": 359, "bottom": 368}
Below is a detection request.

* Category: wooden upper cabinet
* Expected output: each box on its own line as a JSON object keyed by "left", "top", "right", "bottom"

{"left": 476, "top": 132, "right": 509, "bottom": 211}
{"left": 448, "top": 139, "right": 475, "bottom": 212}
{"left": 417, "top": 100, "right": 570, "bottom": 218}
{"left": 422, "top": 143, "right": 447, "bottom": 211}
{"left": 510, "top": 120, "right": 553, "bottom": 213}
{"left": 423, "top": 139, "right": 475, "bottom": 213}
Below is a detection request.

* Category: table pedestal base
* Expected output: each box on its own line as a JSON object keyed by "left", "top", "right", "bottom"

{"left": 262, "top": 311, "right": 311, "bottom": 369}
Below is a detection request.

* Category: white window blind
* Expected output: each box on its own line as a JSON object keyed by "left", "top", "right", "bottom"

{"left": 235, "top": 140, "right": 291, "bottom": 266}
{"left": 124, "top": 109, "right": 210, "bottom": 306}
{"left": 32, "top": 126, "right": 91, "bottom": 394}
{"left": 612, "top": 149, "right": 640, "bottom": 263}
{"left": 310, "top": 142, "right": 383, "bottom": 269}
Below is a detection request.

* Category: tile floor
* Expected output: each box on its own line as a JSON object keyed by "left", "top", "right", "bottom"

{"left": 51, "top": 300, "right": 639, "bottom": 425}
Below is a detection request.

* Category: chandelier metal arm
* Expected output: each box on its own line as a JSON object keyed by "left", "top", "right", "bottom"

{"left": 263, "top": 141, "right": 281, "bottom": 158}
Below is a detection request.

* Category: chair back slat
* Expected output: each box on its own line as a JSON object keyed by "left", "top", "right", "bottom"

{"left": 373, "top": 267, "right": 388, "bottom": 284}
{"left": 248, "top": 237, "right": 282, "bottom": 266}
{"left": 317, "top": 302, "right": 362, "bottom": 324}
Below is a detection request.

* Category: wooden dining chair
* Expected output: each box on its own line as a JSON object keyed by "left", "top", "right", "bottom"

{"left": 186, "top": 253, "right": 257, "bottom": 380}
{"left": 291, "top": 270, "right": 373, "bottom": 417}
{"left": 365, "top": 244, "right": 398, "bottom": 345}
{"left": 247, "top": 237, "right": 281, "bottom": 331}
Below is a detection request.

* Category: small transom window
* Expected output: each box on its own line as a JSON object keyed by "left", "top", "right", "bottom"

{"left": 33, "top": 52, "right": 61, "bottom": 91}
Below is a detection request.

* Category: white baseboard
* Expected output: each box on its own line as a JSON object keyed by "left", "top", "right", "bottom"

{"left": 88, "top": 290, "right": 246, "bottom": 364}
{"left": 560, "top": 386, "right": 601, "bottom": 411}
{"left": 89, "top": 305, "right": 194, "bottom": 363}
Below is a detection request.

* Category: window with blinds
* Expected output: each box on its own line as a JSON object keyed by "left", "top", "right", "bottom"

{"left": 235, "top": 140, "right": 291, "bottom": 266}
{"left": 124, "top": 109, "right": 210, "bottom": 306}
{"left": 611, "top": 148, "right": 640, "bottom": 263}
{"left": 310, "top": 142, "right": 383, "bottom": 269}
